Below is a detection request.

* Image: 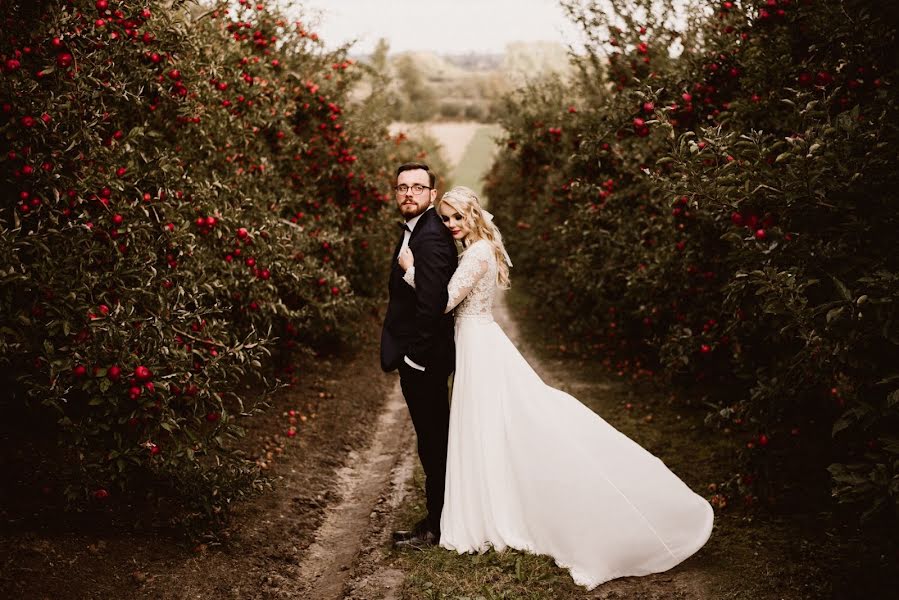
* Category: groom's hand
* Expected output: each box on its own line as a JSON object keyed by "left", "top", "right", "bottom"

{"left": 398, "top": 247, "right": 415, "bottom": 271}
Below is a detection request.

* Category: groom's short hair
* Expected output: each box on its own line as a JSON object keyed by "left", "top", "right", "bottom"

{"left": 396, "top": 162, "right": 437, "bottom": 188}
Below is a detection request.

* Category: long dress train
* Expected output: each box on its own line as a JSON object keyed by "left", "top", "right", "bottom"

{"left": 404, "top": 239, "right": 713, "bottom": 590}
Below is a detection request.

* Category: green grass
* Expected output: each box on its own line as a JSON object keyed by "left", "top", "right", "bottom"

{"left": 451, "top": 124, "right": 503, "bottom": 202}
{"left": 393, "top": 466, "right": 587, "bottom": 600}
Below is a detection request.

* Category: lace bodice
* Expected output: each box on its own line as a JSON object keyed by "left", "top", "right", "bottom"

{"left": 403, "top": 239, "right": 497, "bottom": 318}
{"left": 449, "top": 240, "right": 497, "bottom": 317}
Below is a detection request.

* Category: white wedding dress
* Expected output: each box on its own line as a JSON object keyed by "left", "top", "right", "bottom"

{"left": 404, "top": 239, "right": 714, "bottom": 590}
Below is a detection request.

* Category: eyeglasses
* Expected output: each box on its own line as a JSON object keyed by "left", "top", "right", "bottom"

{"left": 394, "top": 184, "right": 431, "bottom": 195}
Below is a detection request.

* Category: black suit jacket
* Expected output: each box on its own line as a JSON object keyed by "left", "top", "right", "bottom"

{"left": 380, "top": 207, "right": 457, "bottom": 376}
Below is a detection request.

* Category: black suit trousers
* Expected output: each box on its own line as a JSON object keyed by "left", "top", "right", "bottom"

{"left": 398, "top": 361, "right": 450, "bottom": 536}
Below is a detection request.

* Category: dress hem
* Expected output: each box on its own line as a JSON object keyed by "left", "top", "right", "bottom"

{"left": 440, "top": 512, "right": 714, "bottom": 591}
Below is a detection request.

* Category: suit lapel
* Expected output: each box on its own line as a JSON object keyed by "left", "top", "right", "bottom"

{"left": 390, "top": 207, "right": 434, "bottom": 279}
{"left": 408, "top": 206, "right": 433, "bottom": 245}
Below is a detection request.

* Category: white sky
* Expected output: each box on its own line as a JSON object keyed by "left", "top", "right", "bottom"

{"left": 280, "top": 0, "right": 585, "bottom": 55}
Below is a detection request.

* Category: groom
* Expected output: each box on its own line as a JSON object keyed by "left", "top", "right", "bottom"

{"left": 380, "top": 162, "right": 457, "bottom": 549}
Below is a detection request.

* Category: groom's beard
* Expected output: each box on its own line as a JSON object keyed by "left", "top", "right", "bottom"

{"left": 400, "top": 201, "right": 428, "bottom": 219}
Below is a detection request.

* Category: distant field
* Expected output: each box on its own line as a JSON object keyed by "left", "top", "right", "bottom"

{"left": 388, "top": 121, "right": 504, "bottom": 200}
{"left": 450, "top": 123, "right": 503, "bottom": 203}
{"left": 388, "top": 121, "right": 483, "bottom": 168}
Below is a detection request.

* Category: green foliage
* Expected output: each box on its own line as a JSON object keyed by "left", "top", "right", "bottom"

{"left": 487, "top": 0, "right": 899, "bottom": 531}
{"left": 0, "top": 0, "right": 431, "bottom": 531}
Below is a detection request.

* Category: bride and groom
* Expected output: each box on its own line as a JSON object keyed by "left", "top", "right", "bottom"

{"left": 379, "top": 162, "right": 714, "bottom": 590}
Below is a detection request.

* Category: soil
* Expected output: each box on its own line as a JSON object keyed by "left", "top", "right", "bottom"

{"left": 294, "top": 385, "right": 414, "bottom": 599}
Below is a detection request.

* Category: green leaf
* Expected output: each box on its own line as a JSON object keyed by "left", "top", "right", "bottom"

{"left": 832, "top": 404, "right": 874, "bottom": 437}
{"left": 830, "top": 275, "right": 852, "bottom": 302}
{"left": 826, "top": 307, "right": 845, "bottom": 323}
{"left": 887, "top": 389, "right": 899, "bottom": 408}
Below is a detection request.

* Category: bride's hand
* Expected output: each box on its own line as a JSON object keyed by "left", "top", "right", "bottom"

{"left": 398, "top": 247, "right": 414, "bottom": 271}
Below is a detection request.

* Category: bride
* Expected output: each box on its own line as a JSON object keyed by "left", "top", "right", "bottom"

{"left": 397, "top": 185, "right": 714, "bottom": 590}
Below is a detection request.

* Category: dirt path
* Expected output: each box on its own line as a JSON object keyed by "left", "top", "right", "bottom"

{"left": 295, "top": 382, "right": 414, "bottom": 599}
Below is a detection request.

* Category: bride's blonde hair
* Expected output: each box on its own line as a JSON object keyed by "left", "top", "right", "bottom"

{"left": 436, "top": 186, "right": 511, "bottom": 289}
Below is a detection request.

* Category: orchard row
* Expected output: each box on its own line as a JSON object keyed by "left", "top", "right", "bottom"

{"left": 488, "top": 0, "right": 898, "bottom": 529}
{"left": 0, "top": 0, "right": 428, "bottom": 529}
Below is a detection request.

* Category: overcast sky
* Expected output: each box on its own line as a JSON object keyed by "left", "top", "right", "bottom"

{"left": 281, "top": 0, "right": 585, "bottom": 55}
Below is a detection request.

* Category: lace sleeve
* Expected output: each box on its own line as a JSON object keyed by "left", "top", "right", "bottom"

{"left": 402, "top": 266, "right": 416, "bottom": 288}
{"left": 402, "top": 241, "right": 490, "bottom": 312}
{"left": 445, "top": 241, "right": 490, "bottom": 312}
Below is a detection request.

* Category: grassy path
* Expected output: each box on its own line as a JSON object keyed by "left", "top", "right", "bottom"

{"left": 448, "top": 123, "right": 503, "bottom": 198}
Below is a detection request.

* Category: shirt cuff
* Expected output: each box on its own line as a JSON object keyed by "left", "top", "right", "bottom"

{"left": 404, "top": 355, "right": 425, "bottom": 371}
{"left": 402, "top": 265, "right": 416, "bottom": 288}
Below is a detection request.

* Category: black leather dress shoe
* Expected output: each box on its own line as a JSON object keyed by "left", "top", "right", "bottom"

{"left": 392, "top": 529, "right": 438, "bottom": 550}
{"left": 392, "top": 518, "right": 430, "bottom": 542}
{"left": 392, "top": 529, "right": 416, "bottom": 542}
